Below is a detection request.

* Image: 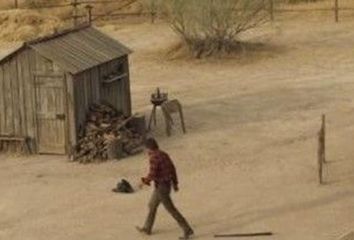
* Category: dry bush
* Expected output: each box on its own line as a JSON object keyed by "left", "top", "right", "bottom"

{"left": 166, "top": 0, "right": 269, "bottom": 58}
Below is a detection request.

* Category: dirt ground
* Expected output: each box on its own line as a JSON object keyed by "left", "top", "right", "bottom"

{"left": 2, "top": 12, "right": 354, "bottom": 240}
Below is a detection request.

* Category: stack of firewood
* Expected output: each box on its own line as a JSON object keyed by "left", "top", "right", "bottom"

{"left": 72, "top": 103, "right": 143, "bottom": 163}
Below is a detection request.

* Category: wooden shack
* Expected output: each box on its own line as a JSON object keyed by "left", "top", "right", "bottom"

{"left": 0, "top": 25, "right": 132, "bottom": 155}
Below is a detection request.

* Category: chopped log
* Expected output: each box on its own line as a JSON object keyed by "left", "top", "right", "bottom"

{"left": 114, "top": 114, "right": 138, "bottom": 131}
{"left": 72, "top": 103, "right": 143, "bottom": 163}
{"left": 107, "top": 138, "right": 124, "bottom": 160}
{"left": 129, "top": 114, "right": 147, "bottom": 140}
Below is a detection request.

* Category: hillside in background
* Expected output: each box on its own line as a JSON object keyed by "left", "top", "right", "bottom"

{"left": 0, "top": 0, "right": 144, "bottom": 41}
{"left": 0, "top": 0, "right": 353, "bottom": 42}
{"left": 0, "top": 9, "right": 65, "bottom": 41}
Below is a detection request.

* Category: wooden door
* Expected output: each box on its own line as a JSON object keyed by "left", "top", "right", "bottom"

{"left": 35, "top": 74, "right": 67, "bottom": 154}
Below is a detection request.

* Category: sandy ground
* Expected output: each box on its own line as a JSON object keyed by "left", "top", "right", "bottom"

{"left": 2, "top": 12, "right": 354, "bottom": 240}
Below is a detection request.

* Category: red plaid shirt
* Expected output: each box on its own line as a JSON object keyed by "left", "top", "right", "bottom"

{"left": 142, "top": 150, "right": 178, "bottom": 187}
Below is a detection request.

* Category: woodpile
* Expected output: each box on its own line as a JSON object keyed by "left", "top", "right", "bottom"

{"left": 72, "top": 103, "right": 143, "bottom": 163}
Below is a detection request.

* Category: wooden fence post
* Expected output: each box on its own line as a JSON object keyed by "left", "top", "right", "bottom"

{"left": 150, "top": 0, "right": 157, "bottom": 24}
{"left": 318, "top": 114, "right": 326, "bottom": 184}
{"left": 85, "top": 5, "right": 93, "bottom": 25}
{"left": 14, "top": 0, "right": 18, "bottom": 8}
{"left": 318, "top": 132, "right": 323, "bottom": 184}
{"left": 269, "top": 0, "right": 274, "bottom": 21}
{"left": 71, "top": 0, "right": 79, "bottom": 27}
{"left": 322, "top": 114, "right": 326, "bottom": 163}
{"left": 151, "top": 11, "right": 157, "bottom": 24}
{"left": 334, "top": 0, "right": 339, "bottom": 22}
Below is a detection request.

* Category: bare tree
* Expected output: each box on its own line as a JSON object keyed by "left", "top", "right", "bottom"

{"left": 167, "top": 0, "right": 269, "bottom": 57}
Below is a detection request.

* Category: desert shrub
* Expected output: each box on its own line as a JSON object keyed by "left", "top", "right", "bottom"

{"left": 166, "top": 0, "right": 269, "bottom": 58}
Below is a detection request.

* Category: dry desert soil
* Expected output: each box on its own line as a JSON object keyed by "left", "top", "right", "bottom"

{"left": 2, "top": 11, "right": 354, "bottom": 240}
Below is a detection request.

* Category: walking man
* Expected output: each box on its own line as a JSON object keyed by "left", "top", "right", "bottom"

{"left": 137, "top": 138, "right": 194, "bottom": 240}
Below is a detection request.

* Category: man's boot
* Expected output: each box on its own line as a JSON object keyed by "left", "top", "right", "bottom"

{"left": 179, "top": 228, "right": 194, "bottom": 240}
{"left": 135, "top": 226, "right": 151, "bottom": 235}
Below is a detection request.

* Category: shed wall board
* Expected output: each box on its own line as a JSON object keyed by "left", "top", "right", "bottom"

{"left": 0, "top": 65, "right": 5, "bottom": 133}
{"left": 17, "top": 50, "right": 26, "bottom": 135}
{"left": 27, "top": 49, "right": 38, "bottom": 150}
{"left": 99, "top": 58, "right": 127, "bottom": 115}
{"left": 65, "top": 73, "right": 76, "bottom": 147}
{"left": 4, "top": 61, "right": 13, "bottom": 135}
{"left": 74, "top": 74, "right": 86, "bottom": 137}
{"left": 0, "top": 50, "right": 36, "bottom": 140}
{"left": 73, "top": 66, "right": 102, "bottom": 140}
{"left": 10, "top": 57, "right": 20, "bottom": 135}
{"left": 123, "top": 56, "right": 132, "bottom": 116}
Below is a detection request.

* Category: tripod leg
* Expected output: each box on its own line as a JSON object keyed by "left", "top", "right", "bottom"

{"left": 148, "top": 106, "right": 156, "bottom": 131}
{"left": 153, "top": 106, "right": 157, "bottom": 126}
{"left": 162, "top": 108, "right": 172, "bottom": 137}
{"left": 179, "top": 106, "right": 186, "bottom": 134}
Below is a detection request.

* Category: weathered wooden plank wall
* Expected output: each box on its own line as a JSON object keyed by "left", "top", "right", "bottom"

{"left": 100, "top": 58, "right": 127, "bottom": 115}
{"left": 74, "top": 74, "right": 86, "bottom": 136}
{"left": 17, "top": 51, "right": 26, "bottom": 136}
{"left": 10, "top": 58, "right": 20, "bottom": 135}
{"left": 0, "top": 49, "right": 72, "bottom": 152}
{"left": 26, "top": 50, "right": 38, "bottom": 150}
{"left": 123, "top": 56, "right": 132, "bottom": 116}
{"left": 0, "top": 50, "right": 36, "bottom": 142}
{"left": 0, "top": 65, "right": 5, "bottom": 134}
{"left": 73, "top": 57, "right": 131, "bottom": 142}
{"left": 73, "top": 66, "right": 101, "bottom": 139}
{"left": 4, "top": 61, "right": 13, "bottom": 134}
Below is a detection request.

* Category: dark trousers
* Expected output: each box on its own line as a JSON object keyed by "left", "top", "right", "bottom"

{"left": 143, "top": 184, "right": 192, "bottom": 234}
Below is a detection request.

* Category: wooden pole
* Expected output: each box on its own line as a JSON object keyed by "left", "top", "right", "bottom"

{"left": 318, "top": 114, "right": 326, "bottom": 184}
{"left": 322, "top": 114, "right": 326, "bottom": 163}
{"left": 151, "top": 11, "right": 157, "bottom": 24}
{"left": 14, "top": 0, "right": 18, "bottom": 8}
{"left": 334, "top": 0, "right": 339, "bottom": 23}
{"left": 318, "top": 129, "right": 323, "bottom": 184}
{"left": 150, "top": 0, "right": 157, "bottom": 23}
{"left": 72, "top": 0, "right": 79, "bottom": 27}
{"left": 85, "top": 5, "right": 93, "bottom": 25}
{"left": 269, "top": 0, "right": 274, "bottom": 21}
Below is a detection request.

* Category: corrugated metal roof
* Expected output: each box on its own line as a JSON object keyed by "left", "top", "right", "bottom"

{"left": 0, "top": 25, "right": 132, "bottom": 74}
{"left": 29, "top": 26, "right": 132, "bottom": 74}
